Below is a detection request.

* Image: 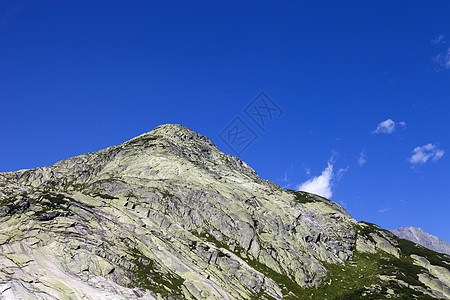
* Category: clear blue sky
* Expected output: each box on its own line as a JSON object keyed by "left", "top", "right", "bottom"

{"left": 1, "top": 1, "right": 449, "bottom": 241}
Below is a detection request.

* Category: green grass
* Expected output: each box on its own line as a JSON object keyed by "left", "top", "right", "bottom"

{"left": 0, "top": 191, "right": 97, "bottom": 220}
{"left": 33, "top": 193, "right": 72, "bottom": 220}
{"left": 192, "top": 230, "right": 303, "bottom": 299}
{"left": 191, "top": 222, "right": 444, "bottom": 299}
{"left": 0, "top": 192, "right": 74, "bottom": 220}
{"left": 41, "top": 193, "right": 68, "bottom": 205}
{"left": 308, "top": 250, "right": 435, "bottom": 300}
{"left": 0, "top": 198, "right": 29, "bottom": 216}
{"left": 394, "top": 236, "right": 450, "bottom": 269}
{"left": 243, "top": 254, "right": 306, "bottom": 299}
{"left": 285, "top": 190, "right": 318, "bottom": 204}
{"left": 126, "top": 247, "right": 185, "bottom": 298}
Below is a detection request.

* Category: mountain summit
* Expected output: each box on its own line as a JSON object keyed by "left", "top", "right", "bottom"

{"left": 0, "top": 125, "right": 449, "bottom": 299}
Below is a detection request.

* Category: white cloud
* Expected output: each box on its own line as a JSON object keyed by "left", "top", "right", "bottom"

{"left": 433, "top": 48, "right": 450, "bottom": 71}
{"left": 373, "top": 119, "right": 406, "bottom": 134}
{"left": 378, "top": 207, "right": 391, "bottom": 213}
{"left": 373, "top": 119, "right": 395, "bottom": 134}
{"left": 358, "top": 149, "right": 367, "bottom": 166}
{"left": 409, "top": 143, "right": 445, "bottom": 165}
{"left": 298, "top": 162, "right": 334, "bottom": 198}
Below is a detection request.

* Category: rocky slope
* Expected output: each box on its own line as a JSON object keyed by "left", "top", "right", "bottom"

{"left": 0, "top": 124, "right": 449, "bottom": 299}
{"left": 391, "top": 227, "right": 450, "bottom": 256}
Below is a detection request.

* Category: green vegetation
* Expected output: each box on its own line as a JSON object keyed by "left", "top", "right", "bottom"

{"left": 0, "top": 191, "right": 95, "bottom": 220}
{"left": 357, "top": 221, "right": 449, "bottom": 271}
{"left": 253, "top": 288, "right": 278, "bottom": 300}
{"left": 394, "top": 236, "right": 450, "bottom": 269}
{"left": 189, "top": 223, "right": 442, "bottom": 299}
{"left": 138, "top": 136, "right": 159, "bottom": 143}
{"left": 126, "top": 135, "right": 161, "bottom": 147}
{"left": 310, "top": 251, "right": 383, "bottom": 299}
{"left": 286, "top": 223, "right": 438, "bottom": 299}
{"left": 41, "top": 193, "right": 68, "bottom": 206}
{"left": 286, "top": 190, "right": 318, "bottom": 204}
{"left": 91, "top": 192, "right": 118, "bottom": 200}
{"left": 125, "top": 192, "right": 137, "bottom": 198}
{"left": 33, "top": 193, "right": 72, "bottom": 220}
{"left": 0, "top": 196, "right": 30, "bottom": 216}
{"left": 42, "top": 180, "right": 63, "bottom": 192}
{"left": 70, "top": 183, "right": 85, "bottom": 191}
{"left": 161, "top": 190, "right": 174, "bottom": 198}
{"left": 243, "top": 254, "right": 305, "bottom": 299}
{"left": 126, "top": 247, "right": 185, "bottom": 299}
{"left": 60, "top": 178, "right": 86, "bottom": 192}
{"left": 93, "top": 177, "right": 127, "bottom": 184}
{"left": 192, "top": 230, "right": 303, "bottom": 299}
{"left": 309, "top": 251, "right": 434, "bottom": 300}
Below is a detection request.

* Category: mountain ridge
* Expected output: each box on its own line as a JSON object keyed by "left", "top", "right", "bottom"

{"left": 0, "top": 124, "right": 449, "bottom": 299}
{"left": 391, "top": 226, "right": 450, "bottom": 256}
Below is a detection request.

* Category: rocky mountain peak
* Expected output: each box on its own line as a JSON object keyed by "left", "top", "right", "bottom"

{"left": 122, "top": 124, "right": 257, "bottom": 178}
{"left": 154, "top": 124, "right": 217, "bottom": 146}
{"left": 129, "top": 124, "right": 218, "bottom": 150}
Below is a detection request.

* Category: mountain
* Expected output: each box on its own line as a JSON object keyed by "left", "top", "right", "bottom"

{"left": 391, "top": 227, "right": 450, "bottom": 256}
{"left": 0, "top": 124, "right": 449, "bottom": 299}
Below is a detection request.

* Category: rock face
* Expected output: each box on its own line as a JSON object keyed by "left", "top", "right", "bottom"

{"left": 0, "top": 124, "right": 449, "bottom": 299}
{"left": 391, "top": 227, "right": 450, "bottom": 256}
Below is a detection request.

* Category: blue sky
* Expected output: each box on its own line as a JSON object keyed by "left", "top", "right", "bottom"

{"left": 1, "top": 1, "right": 449, "bottom": 240}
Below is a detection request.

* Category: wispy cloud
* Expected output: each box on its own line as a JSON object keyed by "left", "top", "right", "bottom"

{"left": 336, "top": 166, "right": 349, "bottom": 181}
{"left": 431, "top": 33, "right": 450, "bottom": 71}
{"left": 0, "top": 3, "right": 23, "bottom": 30}
{"left": 339, "top": 200, "right": 348, "bottom": 209}
{"left": 378, "top": 207, "right": 391, "bottom": 213}
{"left": 305, "top": 168, "right": 311, "bottom": 175}
{"left": 358, "top": 149, "right": 367, "bottom": 166}
{"left": 281, "top": 172, "right": 289, "bottom": 183}
{"left": 373, "top": 119, "right": 406, "bottom": 134}
{"left": 433, "top": 48, "right": 450, "bottom": 71}
{"left": 278, "top": 164, "right": 294, "bottom": 189}
{"left": 431, "top": 34, "right": 446, "bottom": 45}
{"left": 409, "top": 143, "right": 445, "bottom": 165}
